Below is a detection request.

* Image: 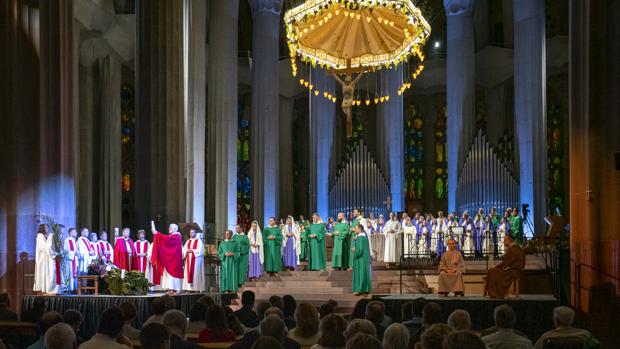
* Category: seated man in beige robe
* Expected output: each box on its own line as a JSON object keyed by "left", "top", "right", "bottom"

{"left": 438, "top": 238, "right": 465, "bottom": 296}
{"left": 486, "top": 234, "right": 525, "bottom": 298}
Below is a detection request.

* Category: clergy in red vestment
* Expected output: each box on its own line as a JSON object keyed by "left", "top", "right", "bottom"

{"left": 113, "top": 228, "right": 139, "bottom": 271}
{"left": 151, "top": 222, "right": 184, "bottom": 293}
{"left": 134, "top": 230, "right": 150, "bottom": 274}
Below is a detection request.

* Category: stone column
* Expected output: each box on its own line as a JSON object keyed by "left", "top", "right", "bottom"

{"left": 279, "top": 96, "right": 295, "bottom": 217}
{"left": 378, "top": 67, "right": 405, "bottom": 213}
{"left": 185, "top": 0, "right": 207, "bottom": 227}
{"left": 514, "top": 0, "right": 546, "bottom": 235}
{"left": 444, "top": 0, "right": 476, "bottom": 213}
{"left": 136, "top": 0, "right": 185, "bottom": 227}
{"left": 250, "top": 0, "right": 283, "bottom": 225}
{"left": 309, "top": 68, "right": 335, "bottom": 219}
{"left": 207, "top": 0, "right": 239, "bottom": 233}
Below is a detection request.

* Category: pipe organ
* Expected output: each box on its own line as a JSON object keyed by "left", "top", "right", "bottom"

{"left": 456, "top": 129, "right": 519, "bottom": 215}
{"left": 329, "top": 139, "right": 391, "bottom": 218}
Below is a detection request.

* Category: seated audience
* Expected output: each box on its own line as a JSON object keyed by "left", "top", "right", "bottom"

{"left": 62, "top": 309, "right": 84, "bottom": 345}
{"left": 349, "top": 299, "right": 370, "bottom": 320}
{"left": 416, "top": 323, "right": 452, "bottom": 349}
{"left": 256, "top": 302, "right": 272, "bottom": 322}
{"left": 187, "top": 302, "right": 207, "bottom": 334}
{"left": 44, "top": 323, "right": 76, "bottom": 349}
{"left": 0, "top": 339, "right": 5, "bottom": 349}
{"left": 326, "top": 299, "right": 338, "bottom": 311}
{"left": 162, "top": 309, "right": 202, "bottom": 349}
{"left": 197, "top": 295, "right": 216, "bottom": 309}
{"left": 344, "top": 319, "right": 376, "bottom": 341}
{"left": 288, "top": 303, "right": 320, "bottom": 346}
{"left": 252, "top": 336, "right": 283, "bottom": 349}
{"left": 311, "top": 313, "right": 348, "bottom": 349}
{"left": 265, "top": 307, "right": 285, "bottom": 319}
{"left": 234, "top": 291, "right": 259, "bottom": 328}
{"left": 382, "top": 323, "right": 409, "bottom": 349}
{"left": 79, "top": 307, "right": 132, "bottom": 349}
{"left": 319, "top": 303, "right": 336, "bottom": 319}
{"left": 533, "top": 306, "right": 595, "bottom": 349}
{"left": 198, "top": 305, "right": 236, "bottom": 343}
{"left": 0, "top": 293, "right": 18, "bottom": 321}
{"left": 145, "top": 295, "right": 176, "bottom": 325}
{"left": 345, "top": 333, "right": 382, "bottom": 349}
{"left": 225, "top": 307, "right": 247, "bottom": 336}
{"left": 27, "top": 311, "right": 63, "bottom": 349}
{"left": 437, "top": 239, "right": 465, "bottom": 296}
{"left": 118, "top": 301, "right": 140, "bottom": 340}
{"left": 410, "top": 302, "right": 442, "bottom": 345}
{"left": 446, "top": 310, "right": 471, "bottom": 331}
{"left": 141, "top": 322, "right": 171, "bottom": 349}
{"left": 401, "top": 298, "right": 426, "bottom": 334}
{"left": 365, "top": 301, "right": 388, "bottom": 340}
{"left": 482, "top": 304, "right": 532, "bottom": 349}
{"left": 229, "top": 314, "right": 300, "bottom": 349}
{"left": 282, "top": 295, "right": 297, "bottom": 329}
{"left": 486, "top": 234, "right": 525, "bottom": 298}
{"left": 22, "top": 297, "right": 47, "bottom": 323}
{"left": 442, "top": 330, "right": 486, "bottom": 349}
{"left": 269, "top": 296, "right": 285, "bottom": 311}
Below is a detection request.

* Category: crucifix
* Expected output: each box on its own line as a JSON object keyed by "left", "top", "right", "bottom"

{"left": 383, "top": 196, "right": 393, "bottom": 211}
{"left": 585, "top": 186, "right": 597, "bottom": 202}
{"left": 332, "top": 59, "right": 364, "bottom": 137}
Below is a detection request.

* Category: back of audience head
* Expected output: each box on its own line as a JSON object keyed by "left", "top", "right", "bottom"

{"left": 241, "top": 291, "right": 256, "bottom": 308}
{"left": 98, "top": 307, "right": 125, "bottom": 338}
{"left": 119, "top": 301, "right": 138, "bottom": 324}
{"left": 446, "top": 309, "right": 471, "bottom": 331}
{"left": 259, "top": 314, "right": 286, "bottom": 341}
{"left": 346, "top": 332, "right": 383, "bottom": 349}
{"left": 419, "top": 323, "right": 452, "bottom": 349}
{"left": 351, "top": 299, "right": 371, "bottom": 320}
{"left": 189, "top": 302, "right": 207, "bottom": 322}
{"left": 442, "top": 330, "right": 486, "bottom": 349}
{"left": 39, "top": 311, "right": 63, "bottom": 336}
{"left": 552, "top": 306, "right": 576, "bottom": 328}
{"left": 0, "top": 293, "right": 11, "bottom": 307}
{"left": 294, "top": 302, "right": 319, "bottom": 338}
{"left": 365, "top": 301, "right": 385, "bottom": 323}
{"left": 318, "top": 313, "right": 347, "bottom": 348}
{"left": 382, "top": 323, "right": 409, "bottom": 349}
{"left": 153, "top": 295, "right": 176, "bottom": 315}
{"left": 162, "top": 309, "right": 187, "bottom": 336}
{"left": 141, "top": 322, "right": 170, "bottom": 349}
{"left": 269, "top": 295, "right": 285, "bottom": 311}
{"left": 62, "top": 309, "right": 83, "bottom": 333}
{"left": 44, "top": 323, "right": 76, "bottom": 349}
{"left": 344, "top": 319, "right": 376, "bottom": 341}
{"left": 265, "top": 306, "right": 284, "bottom": 320}
{"left": 256, "top": 301, "right": 272, "bottom": 320}
{"left": 198, "top": 295, "right": 216, "bottom": 308}
{"left": 206, "top": 305, "right": 229, "bottom": 333}
{"left": 327, "top": 299, "right": 338, "bottom": 310}
{"left": 282, "top": 295, "right": 297, "bottom": 317}
{"left": 401, "top": 298, "right": 426, "bottom": 321}
{"left": 251, "top": 335, "right": 283, "bottom": 349}
{"left": 493, "top": 304, "right": 516, "bottom": 329}
{"left": 319, "top": 303, "right": 336, "bottom": 319}
{"left": 422, "top": 302, "right": 442, "bottom": 326}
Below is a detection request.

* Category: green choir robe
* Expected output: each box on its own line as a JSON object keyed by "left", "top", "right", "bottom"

{"left": 300, "top": 227, "right": 309, "bottom": 261}
{"left": 349, "top": 218, "right": 360, "bottom": 267}
{"left": 308, "top": 223, "right": 327, "bottom": 271}
{"left": 332, "top": 222, "right": 350, "bottom": 269}
{"left": 352, "top": 233, "right": 371, "bottom": 293}
{"left": 509, "top": 216, "right": 524, "bottom": 244}
{"left": 218, "top": 240, "right": 239, "bottom": 292}
{"left": 233, "top": 233, "right": 250, "bottom": 286}
{"left": 263, "top": 226, "right": 283, "bottom": 272}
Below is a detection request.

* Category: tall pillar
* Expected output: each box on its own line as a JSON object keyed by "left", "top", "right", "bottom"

{"left": 309, "top": 68, "right": 335, "bottom": 219}
{"left": 514, "top": 0, "right": 546, "bottom": 235}
{"left": 250, "top": 0, "right": 283, "bottom": 225}
{"left": 136, "top": 0, "right": 185, "bottom": 227}
{"left": 207, "top": 0, "right": 239, "bottom": 233}
{"left": 569, "top": 0, "right": 620, "bottom": 313}
{"left": 185, "top": 0, "right": 207, "bottom": 227}
{"left": 279, "top": 96, "right": 295, "bottom": 217}
{"left": 444, "top": 0, "right": 476, "bottom": 213}
{"left": 378, "top": 67, "right": 405, "bottom": 213}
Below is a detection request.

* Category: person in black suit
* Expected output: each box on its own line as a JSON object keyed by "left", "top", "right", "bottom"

{"left": 234, "top": 291, "right": 259, "bottom": 328}
{"left": 162, "top": 309, "right": 202, "bottom": 349}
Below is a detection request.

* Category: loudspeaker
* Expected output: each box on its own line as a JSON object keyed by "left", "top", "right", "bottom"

{"left": 615, "top": 152, "right": 620, "bottom": 170}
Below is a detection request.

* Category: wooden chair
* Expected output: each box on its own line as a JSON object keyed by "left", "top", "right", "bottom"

{"left": 77, "top": 275, "right": 99, "bottom": 295}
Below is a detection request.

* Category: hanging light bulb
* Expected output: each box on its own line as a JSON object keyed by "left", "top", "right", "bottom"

{"left": 356, "top": 13, "right": 361, "bottom": 20}
{"left": 366, "top": 16, "right": 372, "bottom": 22}
{"left": 314, "top": 90, "right": 319, "bottom": 96}
{"left": 365, "top": 99, "right": 371, "bottom": 106}
{"left": 309, "top": 83, "right": 314, "bottom": 90}
{"left": 385, "top": 95, "right": 390, "bottom": 101}
{"left": 374, "top": 97, "right": 379, "bottom": 104}
{"left": 380, "top": 96, "right": 385, "bottom": 103}
{"left": 304, "top": 81, "right": 309, "bottom": 87}
{"left": 323, "top": 91, "right": 328, "bottom": 98}
{"left": 299, "top": 78, "right": 305, "bottom": 85}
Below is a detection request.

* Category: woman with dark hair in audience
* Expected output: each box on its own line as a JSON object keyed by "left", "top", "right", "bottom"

{"left": 345, "top": 333, "right": 382, "bottom": 349}
{"left": 282, "top": 295, "right": 297, "bottom": 329}
{"left": 319, "top": 303, "right": 336, "bottom": 319}
{"left": 187, "top": 302, "right": 207, "bottom": 335}
{"left": 198, "top": 305, "right": 236, "bottom": 343}
{"left": 288, "top": 303, "right": 320, "bottom": 345}
{"left": 311, "top": 313, "right": 348, "bottom": 349}
{"left": 349, "top": 298, "right": 370, "bottom": 320}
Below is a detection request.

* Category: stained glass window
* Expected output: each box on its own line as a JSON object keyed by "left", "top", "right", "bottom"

{"left": 237, "top": 104, "right": 251, "bottom": 231}
{"left": 404, "top": 105, "right": 424, "bottom": 200}
{"left": 121, "top": 82, "right": 135, "bottom": 228}
{"left": 435, "top": 106, "right": 448, "bottom": 199}
{"left": 547, "top": 103, "right": 564, "bottom": 214}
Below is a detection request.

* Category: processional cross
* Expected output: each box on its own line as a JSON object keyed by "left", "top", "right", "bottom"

{"left": 383, "top": 196, "right": 393, "bottom": 211}
{"left": 332, "top": 59, "right": 364, "bottom": 137}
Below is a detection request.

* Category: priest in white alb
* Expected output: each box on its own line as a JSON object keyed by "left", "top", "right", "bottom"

{"left": 33, "top": 223, "right": 59, "bottom": 294}
{"left": 383, "top": 212, "right": 402, "bottom": 264}
{"left": 77, "top": 228, "right": 96, "bottom": 273}
{"left": 182, "top": 226, "right": 205, "bottom": 292}
{"left": 151, "top": 221, "right": 184, "bottom": 293}
{"left": 134, "top": 230, "right": 150, "bottom": 274}
{"left": 96, "top": 231, "right": 114, "bottom": 263}
{"left": 63, "top": 228, "right": 79, "bottom": 292}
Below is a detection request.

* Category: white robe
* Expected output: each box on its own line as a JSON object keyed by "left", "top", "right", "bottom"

{"left": 33, "top": 233, "right": 59, "bottom": 294}
{"left": 182, "top": 238, "right": 205, "bottom": 291}
{"left": 482, "top": 228, "right": 493, "bottom": 254}
{"left": 96, "top": 241, "right": 114, "bottom": 263}
{"left": 281, "top": 222, "right": 301, "bottom": 265}
{"left": 77, "top": 236, "right": 95, "bottom": 273}
{"left": 462, "top": 229, "right": 475, "bottom": 255}
{"left": 383, "top": 219, "right": 402, "bottom": 263}
{"left": 403, "top": 224, "right": 417, "bottom": 256}
{"left": 497, "top": 224, "right": 507, "bottom": 255}
{"left": 418, "top": 226, "right": 429, "bottom": 256}
{"left": 63, "top": 238, "right": 78, "bottom": 291}
{"left": 145, "top": 243, "right": 162, "bottom": 291}
{"left": 134, "top": 240, "right": 150, "bottom": 273}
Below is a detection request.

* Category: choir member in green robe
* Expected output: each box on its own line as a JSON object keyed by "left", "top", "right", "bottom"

{"left": 263, "top": 217, "right": 283, "bottom": 276}
{"left": 218, "top": 230, "right": 240, "bottom": 293}
{"left": 233, "top": 224, "right": 250, "bottom": 286}
{"left": 299, "top": 224, "right": 309, "bottom": 262}
{"left": 308, "top": 214, "right": 327, "bottom": 271}
{"left": 352, "top": 223, "right": 371, "bottom": 295}
{"left": 510, "top": 208, "right": 525, "bottom": 244}
{"left": 349, "top": 208, "right": 364, "bottom": 268}
{"left": 332, "top": 212, "right": 350, "bottom": 270}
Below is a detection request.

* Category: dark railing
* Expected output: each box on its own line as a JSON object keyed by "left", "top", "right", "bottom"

{"left": 572, "top": 260, "right": 620, "bottom": 311}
